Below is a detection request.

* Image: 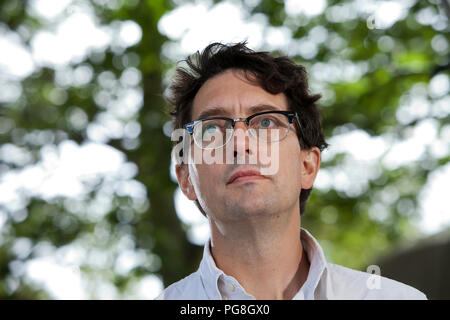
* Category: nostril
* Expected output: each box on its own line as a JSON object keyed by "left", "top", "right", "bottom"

{"left": 233, "top": 149, "right": 250, "bottom": 158}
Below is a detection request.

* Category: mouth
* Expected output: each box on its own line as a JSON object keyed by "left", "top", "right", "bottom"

{"left": 226, "top": 169, "right": 267, "bottom": 185}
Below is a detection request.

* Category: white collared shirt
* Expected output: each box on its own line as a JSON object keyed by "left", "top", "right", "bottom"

{"left": 157, "top": 228, "right": 427, "bottom": 300}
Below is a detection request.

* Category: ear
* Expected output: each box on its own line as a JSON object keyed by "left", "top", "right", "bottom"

{"left": 176, "top": 164, "right": 197, "bottom": 201}
{"left": 300, "top": 147, "right": 321, "bottom": 189}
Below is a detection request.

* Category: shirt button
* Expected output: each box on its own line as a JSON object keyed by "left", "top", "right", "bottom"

{"left": 227, "top": 282, "right": 235, "bottom": 292}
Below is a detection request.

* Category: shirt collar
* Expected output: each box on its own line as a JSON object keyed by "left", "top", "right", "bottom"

{"left": 294, "top": 228, "right": 327, "bottom": 299}
{"left": 198, "top": 239, "right": 224, "bottom": 299}
{"left": 199, "top": 227, "right": 328, "bottom": 300}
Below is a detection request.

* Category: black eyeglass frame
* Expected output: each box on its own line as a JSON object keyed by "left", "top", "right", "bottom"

{"left": 184, "top": 110, "right": 301, "bottom": 135}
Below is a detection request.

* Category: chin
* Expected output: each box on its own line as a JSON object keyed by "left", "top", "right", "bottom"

{"left": 221, "top": 198, "right": 276, "bottom": 220}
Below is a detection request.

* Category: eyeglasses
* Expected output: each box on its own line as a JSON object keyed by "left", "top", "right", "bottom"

{"left": 184, "top": 110, "right": 300, "bottom": 150}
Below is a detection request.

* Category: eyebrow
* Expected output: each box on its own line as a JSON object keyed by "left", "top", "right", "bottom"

{"left": 196, "top": 106, "right": 231, "bottom": 120}
{"left": 195, "top": 104, "right": 283, "bottom": 121}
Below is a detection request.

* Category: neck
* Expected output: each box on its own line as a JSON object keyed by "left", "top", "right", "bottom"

{"left": 209, "top": 207, "right": 310, "bottom": 300}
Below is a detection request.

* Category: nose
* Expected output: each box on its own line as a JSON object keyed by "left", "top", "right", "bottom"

{"left": 232, "top": 121, "right": 251, "bottom": 158}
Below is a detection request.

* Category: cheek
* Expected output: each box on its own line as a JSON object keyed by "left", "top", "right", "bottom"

{"left": 279, "top": 139, "right": 303, "bottom": 189}
{"left": 190, "top": 163, "right": 225, "bottom": 195}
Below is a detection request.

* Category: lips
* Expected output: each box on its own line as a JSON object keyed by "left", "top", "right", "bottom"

{"left": 226, "top": 169, "right": 267, "bottom": 185}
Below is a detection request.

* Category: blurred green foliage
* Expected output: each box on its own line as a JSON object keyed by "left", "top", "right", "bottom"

{"left": 0, "top": 0, "right": 448, "bottom": 298}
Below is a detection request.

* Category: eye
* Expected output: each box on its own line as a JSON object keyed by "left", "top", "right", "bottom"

{"left": 260, "top": 118, "right": 272, "bottom": 127}
{"left": 258, "top": 117, "right": 277, "bottom": 128}
{"left": 203, "top": 124, "right": 219, "bottom": 135}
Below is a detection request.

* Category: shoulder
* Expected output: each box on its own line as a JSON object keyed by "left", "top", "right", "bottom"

{"left": 326, "top": 263, "right": 427, "bottom": 300}
{"left": 155, "top": 270, "right": 207, "bottom": 300}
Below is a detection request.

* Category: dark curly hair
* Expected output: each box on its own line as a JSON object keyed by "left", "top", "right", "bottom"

{"left": 168, "top": 42, "right": 328, "bottom": 216}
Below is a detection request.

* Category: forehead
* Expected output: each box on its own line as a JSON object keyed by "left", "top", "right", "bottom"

{"left": 191, "top": 69, "right": 288, "bottom": 119}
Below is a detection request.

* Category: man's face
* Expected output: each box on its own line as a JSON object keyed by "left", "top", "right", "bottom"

{"left": 177, "top": 69, "right": 320, "bottom": 223}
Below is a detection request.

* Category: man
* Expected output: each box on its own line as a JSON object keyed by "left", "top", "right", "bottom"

{"left": 158, "top": 42, "right": 426, "bottom": 300}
